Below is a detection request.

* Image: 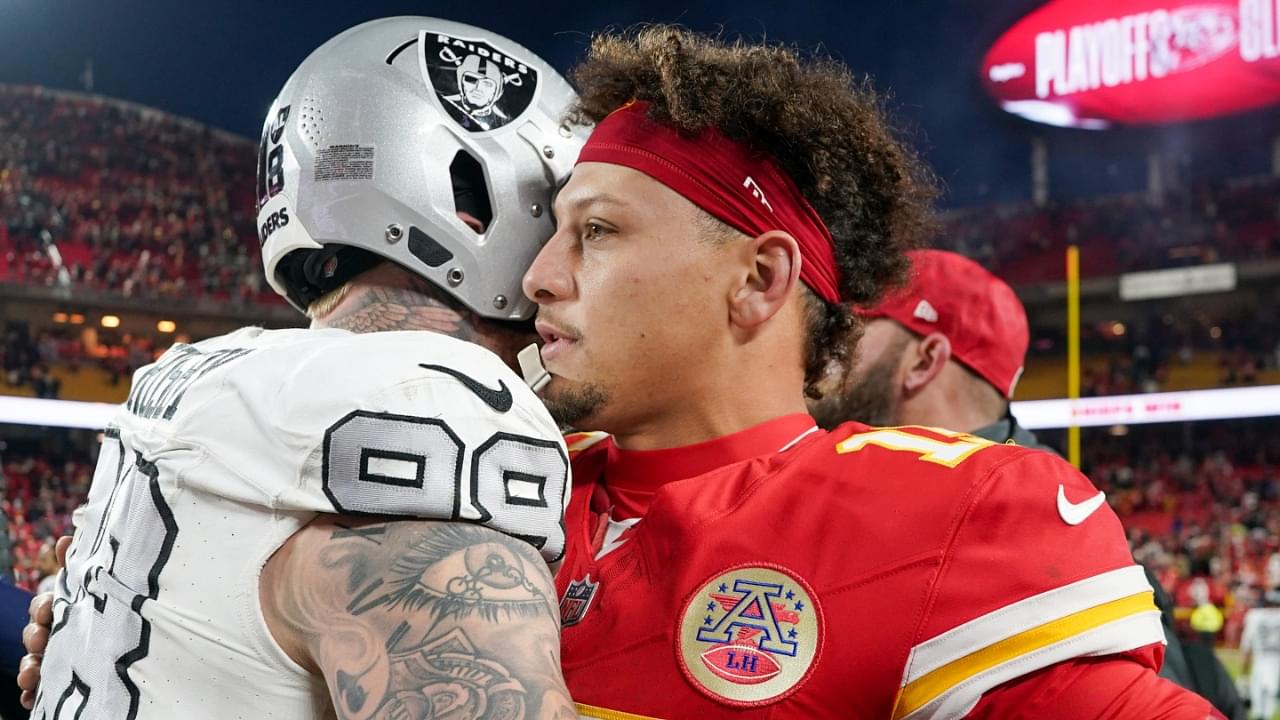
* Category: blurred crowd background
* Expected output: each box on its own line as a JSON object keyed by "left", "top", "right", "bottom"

{"left": 3, "top": 0, "right": 1280, "bottom": 712}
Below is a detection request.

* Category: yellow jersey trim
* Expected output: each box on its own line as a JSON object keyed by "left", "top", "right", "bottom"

{"left": 576, "top": 702, "right": 664, "bottom": 720}
{"left": 893, "top": 590, "right": 1157, "bottom": 719}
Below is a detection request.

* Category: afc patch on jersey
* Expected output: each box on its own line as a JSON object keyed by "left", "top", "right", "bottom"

{"left": 677, "top": 564, "right": 823, "bottom": 706}
{"left": 560, "top": 575, "right": 600, "bottom": 627}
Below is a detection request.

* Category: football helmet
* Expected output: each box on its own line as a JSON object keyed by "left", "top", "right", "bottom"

{"left": 256, "top": 16, "right": 587, "bottom": 319}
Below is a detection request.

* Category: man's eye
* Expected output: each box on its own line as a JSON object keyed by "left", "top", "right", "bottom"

{"left": 584, "top": 222, "right": 611, "bottom": 240}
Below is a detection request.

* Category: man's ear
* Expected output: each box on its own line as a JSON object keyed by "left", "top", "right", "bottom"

{"left": 728, "top": 230, "right": 803, "bottom": 330}
{"left": 902, "top": 332, "right": 951, "bottom": 395}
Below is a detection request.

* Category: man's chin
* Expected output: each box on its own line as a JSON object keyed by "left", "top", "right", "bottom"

{"left": 539, "top": 376, "right": 610, "bottom": 430}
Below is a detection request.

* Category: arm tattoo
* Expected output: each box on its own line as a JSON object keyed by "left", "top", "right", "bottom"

{"left": 272, "top": 519, "right": 575, "bottom": 720}
{"left": 345, "top": 524, "right": 550, "bottom": 623}
{"left": 318, "top": 278, "right": 478, "bottom": 338}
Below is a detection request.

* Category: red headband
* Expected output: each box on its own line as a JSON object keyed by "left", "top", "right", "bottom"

{"left": 575, "top": 101, "right": 841, "bottom": 304}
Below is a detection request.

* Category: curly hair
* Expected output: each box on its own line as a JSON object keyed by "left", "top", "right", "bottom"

{"left": 568, "top": 25, "right": 937, "bottom": 397}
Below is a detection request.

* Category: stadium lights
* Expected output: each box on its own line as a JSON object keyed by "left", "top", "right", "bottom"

{"left": 68, "top": 313, "right": 85, "bottom": 325}
{"left": 156, "top": 320, "right": 177, "bottom": 333}
{"left": 100, "top": 315, "right": 120, "bottom": 328}
{"left": 5, "top": 385, "right": 1280, "bottom": 432}
{"left": 51, "top": 312, "right": 67, "bottom": 324}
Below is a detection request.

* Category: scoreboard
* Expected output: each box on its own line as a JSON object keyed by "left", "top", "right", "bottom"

{"left": 982, "top": 0, "right": 1280, "bottom": 127}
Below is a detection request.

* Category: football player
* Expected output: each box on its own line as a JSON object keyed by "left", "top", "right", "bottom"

{"left": 1242, "top": 596, "right": 1280, "bottom": 720}
{"left": 810, "top": 248, "right": 1246, "bottom": 718}
{"left": 25, "top": 17, "right": 586, "bottom": 719}
{"left": 524, "top": 26, "right": 1223, "bottom": 718}
{"left": 808, "top": 249, "right": 1042, "bottom": 447}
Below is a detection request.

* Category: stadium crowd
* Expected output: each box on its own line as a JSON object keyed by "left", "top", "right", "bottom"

{"left": 1084, "top": 419, "right": 1280, "bottom": 647}
{"left": 1, "top": 85, "right": 1278, "bottom": 314}
{"left": 941, "top": 177, "right": 1280, "bottom": 285}
{"left": 0, "top": 447, "right": 91, "bottom": 592}
{"left": 0, "top": 86, "right": 269, "bottom": 305}
{"left": 3, "top": 321, "right": 159, "bottom": 399}
{"left": 1056, "top": 312, "right": 1280, "bottom": 397}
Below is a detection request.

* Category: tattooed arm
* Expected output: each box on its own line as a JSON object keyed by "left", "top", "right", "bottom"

{"left": 261, "top": 514, "right": 578, "bottom": 720}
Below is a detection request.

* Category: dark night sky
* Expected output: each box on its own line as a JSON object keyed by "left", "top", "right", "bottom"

{"left": 1, "top": 0, "right": 1276, "bottom": 206}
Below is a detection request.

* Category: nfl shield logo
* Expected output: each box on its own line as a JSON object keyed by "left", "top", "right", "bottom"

{"left": 560, "top": 575, "right": 600, "bottom": 627}
{"left": 419, "top": 30, "right": 540, "bottom": 133}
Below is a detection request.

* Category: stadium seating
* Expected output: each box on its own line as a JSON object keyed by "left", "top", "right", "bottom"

{"left": 0, "top": 86, "right": 273, "bottom": 305}
{"left": 3, "top": 85, "right": 1278, "bottom": 313}
{"left": 939, "top": 178, "right": 1280, "bottom": 286}
{"left": 1087, "top": 419, "right": 1280, "bottom": 647}
{"left": 1, "top": 450, "right": 91, "bottom": 591}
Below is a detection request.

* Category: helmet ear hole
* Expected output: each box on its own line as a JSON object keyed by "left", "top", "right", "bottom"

{"left": 449, "top": 150, "right": 493, "bottom": 234}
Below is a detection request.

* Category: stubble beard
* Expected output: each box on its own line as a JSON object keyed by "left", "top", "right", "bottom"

{"left": 541, "top": 380, "right": 612, "bottom": 430}
{"left": 811, "top": 349, "right": 903, "bottom": 429}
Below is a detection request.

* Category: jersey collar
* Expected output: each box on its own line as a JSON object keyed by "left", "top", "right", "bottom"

{"left": 603, "top": 413, "right": 818, "bottom": 496}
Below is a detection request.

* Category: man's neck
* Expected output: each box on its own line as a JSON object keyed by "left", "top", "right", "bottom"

{"left": 611, "top": 402, "right": 812, "bottom": 452}
{"left": 604, "top": 330, "right": 814, "bottom": 450}
{"left": 610, "top": 367, "right": 811, "bottom": 451}
{"left": 309, "top": 264, "right": 532, "bottom": 371}
{"left": 311, "top": 267, "right": 477, "bottom": 339}
{"left": 898, "top": 392, "right": 998, "bottom": 435}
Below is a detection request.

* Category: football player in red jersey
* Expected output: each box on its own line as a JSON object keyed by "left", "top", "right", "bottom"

{"left": 523, "top": 26, "right": 1223, "bottom": 719}
{"left": 809, "top": 248, "right": 1246, "bottom": 719}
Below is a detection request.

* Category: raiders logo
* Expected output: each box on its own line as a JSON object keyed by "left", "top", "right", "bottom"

{"left": 419, "top": 30, "right": 539, "bottom": 133}
{"left": 677, "top": 564, "right": 823, "bottom": 707}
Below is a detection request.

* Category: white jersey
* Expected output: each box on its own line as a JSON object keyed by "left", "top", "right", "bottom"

{"left": 34, "top": 327, "right": 569, "bottom": 720}
{"left": 1243, "top": 607, "right": 1280, "bottom": 659}
{"left": 1243, "top": 607, "right": 1280, "bottom": 720}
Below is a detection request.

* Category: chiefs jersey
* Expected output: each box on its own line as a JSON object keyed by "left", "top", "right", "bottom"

{"left": 556, "top": 414, "right": 1165, "bottom": 719}
{"left": 35, "top": 327, "right": 568, "bottom": 720}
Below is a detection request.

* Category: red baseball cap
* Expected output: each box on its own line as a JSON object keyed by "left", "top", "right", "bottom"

{"left": 860, "top": 249, "right": 1029, "bottom": 399}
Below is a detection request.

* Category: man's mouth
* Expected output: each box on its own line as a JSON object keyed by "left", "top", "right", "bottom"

{"left": 534, "top": 319, "right": 579, "bottom": 363}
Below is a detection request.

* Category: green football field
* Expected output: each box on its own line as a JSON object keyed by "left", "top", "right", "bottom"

{"left": 1221, "top": 646, "right": 1245, "bottom": 678}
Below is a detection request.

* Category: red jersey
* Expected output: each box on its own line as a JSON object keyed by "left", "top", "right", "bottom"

{"left": 556, "top": 415, "right": 1180, "bottom": 719}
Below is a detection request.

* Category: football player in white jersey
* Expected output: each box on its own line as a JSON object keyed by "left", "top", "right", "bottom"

{"left": 1243, "top": 596, "right": 1280, "bottom": 720}
{"left": 24, "top": 17, "right": 588, "bottom": 720}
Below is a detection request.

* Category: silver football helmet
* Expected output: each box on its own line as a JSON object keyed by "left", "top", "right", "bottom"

{"left": 256, "top": 17, "right": 587, "bottom": 319}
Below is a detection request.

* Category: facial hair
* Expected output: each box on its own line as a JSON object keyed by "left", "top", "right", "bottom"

{"left": 541, "top": 379, "right": 611, "bottom": 430}
{"left": 810, "top": 334, "right": 910, "bottom": 429}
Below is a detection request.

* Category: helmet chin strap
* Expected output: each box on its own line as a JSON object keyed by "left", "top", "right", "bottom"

{"left": 518, "top": 344, "right": 551, "bottom": 392}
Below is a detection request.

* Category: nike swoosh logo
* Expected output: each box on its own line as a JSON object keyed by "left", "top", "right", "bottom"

{"left": 1056, "top": 485, "right": 1107, "bottom": 526}
{"left": 419, "top": 363, "right": 513, "bottom": 413}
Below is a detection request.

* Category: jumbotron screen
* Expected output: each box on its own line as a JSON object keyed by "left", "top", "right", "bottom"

{"left": 982, "top": 0, "right": 1280, "bottom": 128}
